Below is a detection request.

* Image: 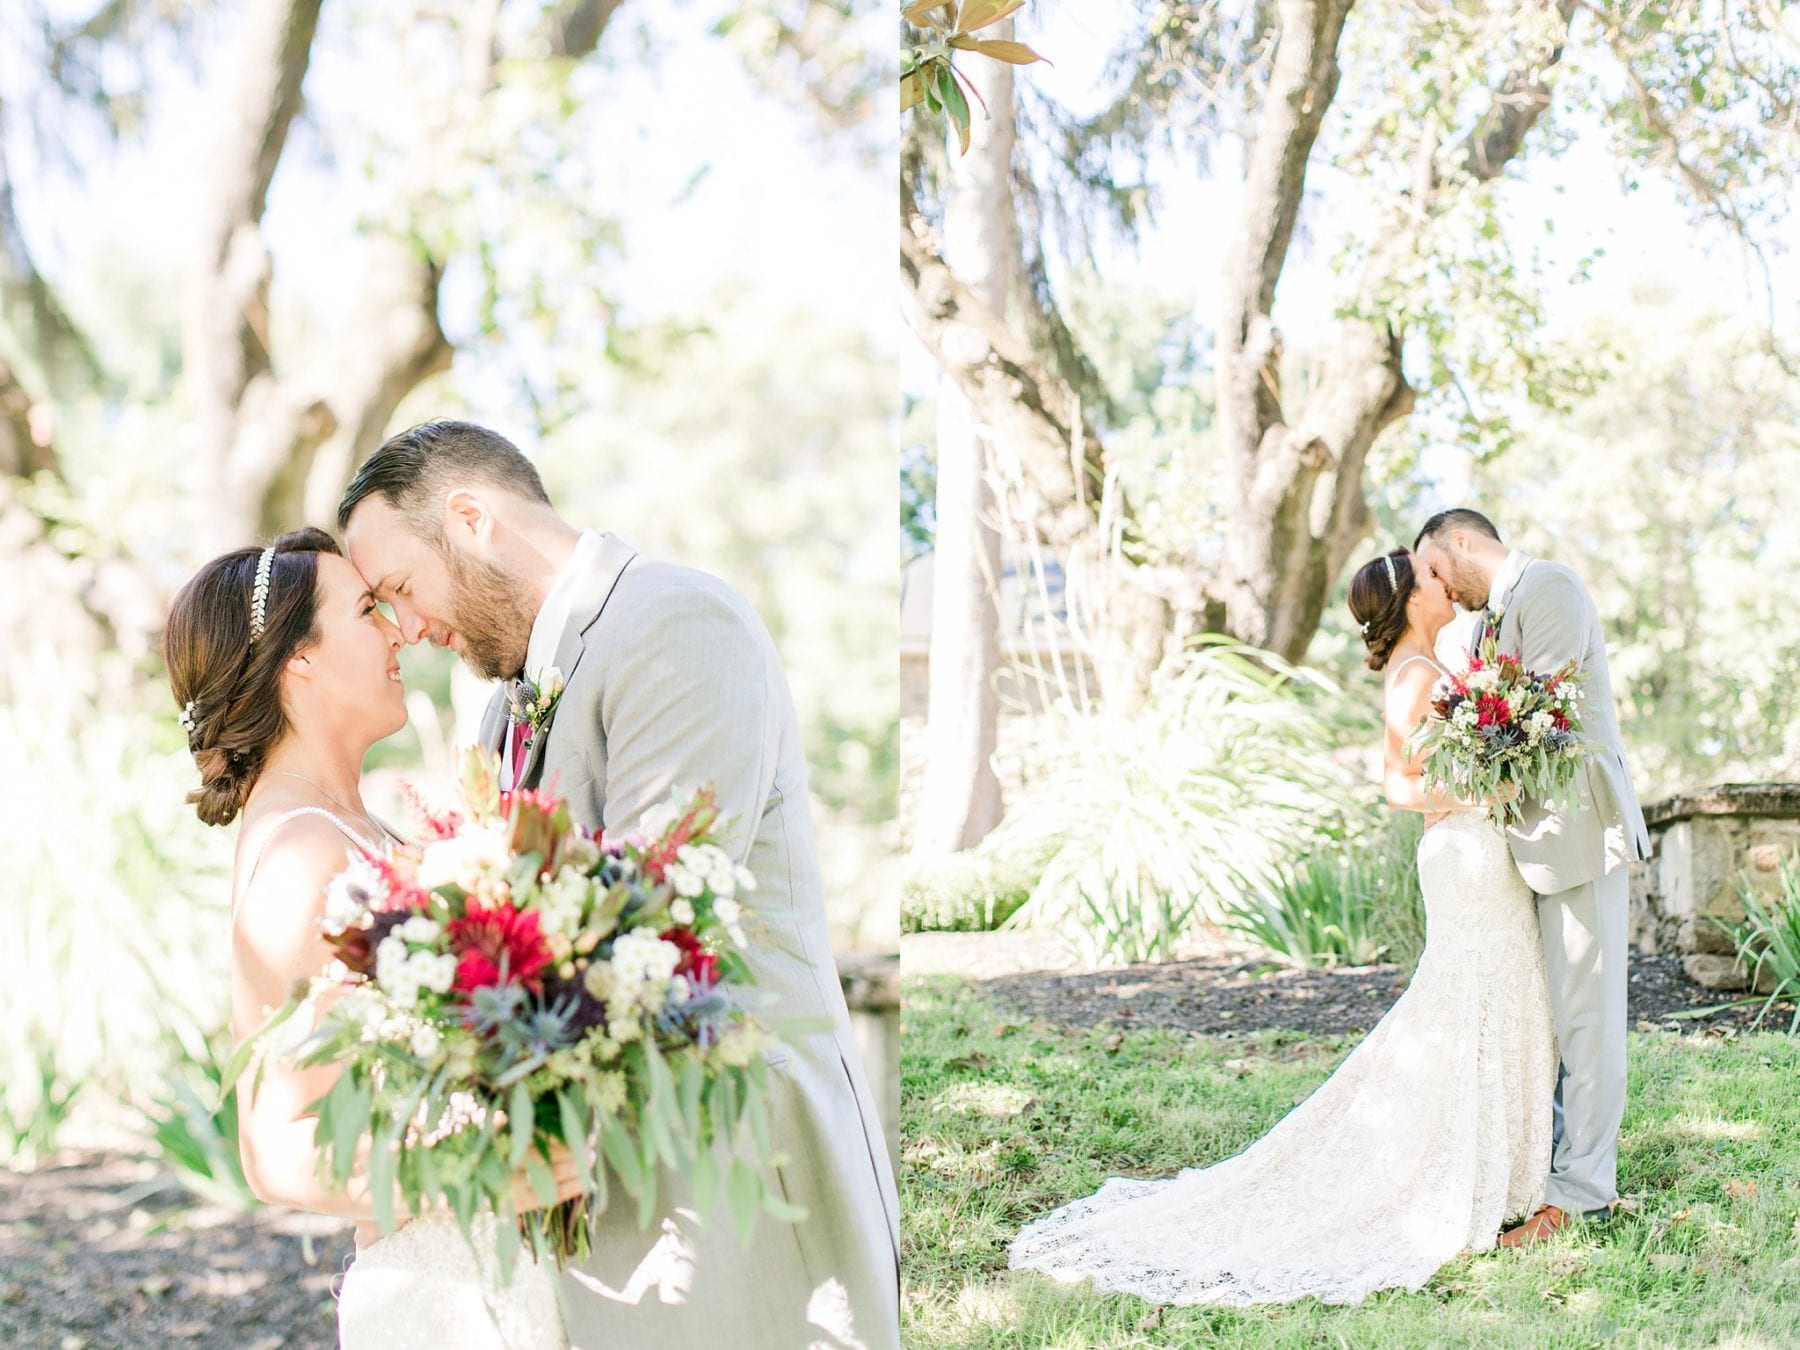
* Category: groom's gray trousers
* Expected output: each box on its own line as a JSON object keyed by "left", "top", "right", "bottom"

{"left": 1537, "top": 864, "right": 1630, "bottom": 1215}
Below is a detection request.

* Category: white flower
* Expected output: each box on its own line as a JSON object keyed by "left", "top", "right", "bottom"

{"left": 397, "top": 916, "right": 440, "bottom": 944}
{"left": 376, "top": 934, "right": 411, "bottom": 985}
{"left": 734, "top": 866, "right": 757, "bottom": 894}
{"left": 417, "top": 952, "right": 457, "bottom": 994}
{"left": 416, "top": 825, "right": 510, "bottom": 891}
{"left": 537, "top": 866, "right": 592, "bottom": 941}
{"left": 324, "top": 854, "right": 387, "bottom": 930}
{"left": 561, "top": 832, "right": 601, "bottom": 873}
{"left": 727, "top": 923, "right": 748, "bottom": 950}
{"left": 410, "top": 1024, "right": 442, "bottom": 1060}
{"left": 714, "top": 897, "right": 741, "bottom": 925}
{"left": 669, "top": 898, "right": 695, "bottom": 926}
{"left": 666, "top": 863, "right": 706, "bottom": 899}
{"left": 638, "top": 800, "right": 681, "bottom": 839}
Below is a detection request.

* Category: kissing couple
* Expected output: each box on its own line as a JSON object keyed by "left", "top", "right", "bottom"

{"left": 164, "top": 421, "right": 900, "bottom": 1348}
{"left": 1009, "top": 507, "right": 1650, "bottom": 1307}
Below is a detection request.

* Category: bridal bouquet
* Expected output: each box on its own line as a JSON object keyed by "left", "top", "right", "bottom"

{"left": 1403, "top": 634, "right": 1590, "bottom": 827}
{"left": 222, "top": 749, "right": 801, "bottom": 1276}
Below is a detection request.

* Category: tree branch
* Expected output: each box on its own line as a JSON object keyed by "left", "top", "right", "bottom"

{"left": 901, "top": 184, "right": 1107, "bottom": 547}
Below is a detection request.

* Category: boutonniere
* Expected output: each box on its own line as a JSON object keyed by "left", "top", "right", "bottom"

{"left": 507, "top": 666, "right": 565, "bottom": 749}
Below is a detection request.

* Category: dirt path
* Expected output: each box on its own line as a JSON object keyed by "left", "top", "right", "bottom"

{"left": 0, "top": 1150, "right": 352, "bottom": 1348}
{"left": 903, "top": 933, "right": 1794, "bottom": 1038}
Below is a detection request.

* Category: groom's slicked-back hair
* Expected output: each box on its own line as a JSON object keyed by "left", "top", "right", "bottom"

{"left": 1414, "top": 507, "right": 1502, "bottom": 550}
{"left": 336, "top": 420, "right": 552, "bottom": 537}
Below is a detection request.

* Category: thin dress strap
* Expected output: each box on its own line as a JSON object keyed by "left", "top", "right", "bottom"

{"left": 233, "top": 806, "right": 386, "bottom": 923}
{"left": 1389, "top": 653, "right": 1451, "bottom": 682}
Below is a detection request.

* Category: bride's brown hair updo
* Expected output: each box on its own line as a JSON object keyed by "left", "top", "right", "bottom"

{"left": 164, "top": 527, "right": 342, "bottom": 826}
{"left": 1346, "top": 548, "right": 1415, "bottom": 672}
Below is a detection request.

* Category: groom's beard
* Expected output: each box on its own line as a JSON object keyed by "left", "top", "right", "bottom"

{"left": 444, "top": 547, "right": 532, "bottom": 681}
{"left": 1448, "top": 558, "right": 1490, "bottom": 611}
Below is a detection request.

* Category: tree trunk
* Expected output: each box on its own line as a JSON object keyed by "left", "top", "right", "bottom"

{"left": 911, "top": 28, "right": 1019, "bottom": 856}
{"left": 902, "top": 1, "right": 1580, "bottom": 682}
{"left": 181, "top": 0, "right": 329, "bottom": 553}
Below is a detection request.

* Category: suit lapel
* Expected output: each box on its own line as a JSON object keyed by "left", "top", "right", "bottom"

{"left": 515, "top": 532, "right": 638, "bottom": 789}
{"left": 477, "top": 683, "right": 511, "bottom": 755}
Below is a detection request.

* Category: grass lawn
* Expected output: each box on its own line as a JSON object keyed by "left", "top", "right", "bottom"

{"left": 902, "top": 976, "right": 1800, "bottom": 1348}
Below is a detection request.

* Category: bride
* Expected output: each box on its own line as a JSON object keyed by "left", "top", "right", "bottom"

{"left": 165, "top": 527, "right": 584, "bottom": 1348}
{"left": 1007, "top": 547, "right": 1558, "bottom": 1307}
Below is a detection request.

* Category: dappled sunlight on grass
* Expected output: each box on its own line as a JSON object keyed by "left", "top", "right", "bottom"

{"left": 1667, "top": 1113, "right": 1765, "bottom": 1143}
{"left": 929, "top": 1080, "right": 1037, "bottom": 1118}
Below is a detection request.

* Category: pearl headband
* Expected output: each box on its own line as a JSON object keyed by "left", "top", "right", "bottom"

{"left": 1359, "top": 554, "right": 1400, "bottom": 640}
{"left": 249, "top": 546, "right": 276, "bottom": 643}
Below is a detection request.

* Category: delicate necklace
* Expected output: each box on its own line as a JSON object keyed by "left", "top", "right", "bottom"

{"left": 264, "top": 771, "right": 400, "bottom": 843}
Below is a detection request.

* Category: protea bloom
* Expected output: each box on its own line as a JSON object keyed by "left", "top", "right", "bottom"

{"left": 448, "top": 900, "right": 553, "bottom": 995}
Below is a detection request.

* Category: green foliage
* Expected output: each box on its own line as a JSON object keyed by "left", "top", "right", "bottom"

{"left": 989, "top": 639, "right": 1367, "bottom": 965}
{"left": 1460, "top": 295, "right": 1800, "bottom": 796}
{"left": 1724, "top": 853, "right": 1800, "bottom": 1035}
{"left": 143, "top": 1026, "right": 257, "bottom": 1211}
{"left": 0, "top": 1042, "right": 80, "bottom": 1170}
{"left": 901, "top": 1, "right": 1046, "bottom": 156}
{"left": 901, "top": 850, "right": 1039, "bottom": 934}
{"left": 1221, "top": 813, "right": 1425, "bottom": 972}
{"left": 902, "top": 976, "right": 1800, "bottom": 1347}
{"left": 0, "top": 680, "right": 230, "bottom": 1161}
{"left": 533, "top": 291, "right": 897, "bottom": 949}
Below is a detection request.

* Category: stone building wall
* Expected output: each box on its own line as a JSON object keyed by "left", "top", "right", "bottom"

{"left": 1629, "top": 782, "right": 1800, "bottom": 989}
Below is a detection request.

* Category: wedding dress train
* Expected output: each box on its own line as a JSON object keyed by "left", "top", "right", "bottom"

{"left": 1008, "top": 809, "right": 1557, "bottom": 1306}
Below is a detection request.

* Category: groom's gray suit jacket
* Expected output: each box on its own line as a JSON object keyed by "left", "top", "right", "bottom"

{"left": 477, "top": 531, "right": 900, "bottom": 1350}
{"left": 1484, "top": 555, "right": 1650, "bottom": 895}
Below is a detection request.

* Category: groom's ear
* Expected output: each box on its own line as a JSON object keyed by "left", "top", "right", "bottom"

{"left": 443, "top": 487, "right": 495, "bottom": 548}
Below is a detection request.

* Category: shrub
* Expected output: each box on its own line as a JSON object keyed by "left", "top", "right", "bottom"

{"left": 1725, "top": 851, "right": 1800, "bottom": 1034}
{"left": 1222, "top": 813, "right": 1425, "bottom": 971}
{"left": 987, "top": 638, "right": 1369, "bottom": 966}
{"left": 901, "top": 850, "right": 1038, "bottom": 933}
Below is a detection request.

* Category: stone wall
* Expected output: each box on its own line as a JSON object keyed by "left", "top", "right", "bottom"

{"left": 1630, "top": 782, "right": 1800, "bottom": 989}
{"left": 839, "top": 953, "right": 899, "bottom": 1171}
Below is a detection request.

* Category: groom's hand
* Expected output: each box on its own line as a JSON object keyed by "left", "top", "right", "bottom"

{"left": 513, "top": 1138, "right": 589, "bottom": 1214}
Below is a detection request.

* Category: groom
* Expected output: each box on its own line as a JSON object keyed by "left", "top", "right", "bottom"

{"left": 1413, "top": 508, "right": 1650, "bottom": 1246}
{"left": 339, "top": 420, "right": 900, "bottom": 1349}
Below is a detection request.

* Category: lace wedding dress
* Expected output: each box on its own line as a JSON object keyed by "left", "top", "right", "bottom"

{"left": 239, "top": 806, "right": 569, "bottom": 1349}
{"left": 336, "top": 1212, "right": 567, "bottom": 1349}
{"left": 1008, "top": 806, "right": 1558, "bottom": 1307}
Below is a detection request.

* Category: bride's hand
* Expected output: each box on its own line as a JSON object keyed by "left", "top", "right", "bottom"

{"left": 512, "top": 1139, "right": 590, "bottom": 1215}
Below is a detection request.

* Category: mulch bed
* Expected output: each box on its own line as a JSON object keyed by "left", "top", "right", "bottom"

{"left": 0, "top": 1150, "right": 352, "bottom": 1349}
{"left": 976, "top": 949, "right": 1795, "bottom": 1040}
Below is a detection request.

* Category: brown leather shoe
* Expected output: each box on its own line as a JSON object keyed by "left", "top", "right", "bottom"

{"left": 1498, "top": 1204, "right": 1571, "bottom": 1248}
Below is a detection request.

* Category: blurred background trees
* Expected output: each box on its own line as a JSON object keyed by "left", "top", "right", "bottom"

{"left": 0, "top": 0, "right": 891, "bottom": 1175}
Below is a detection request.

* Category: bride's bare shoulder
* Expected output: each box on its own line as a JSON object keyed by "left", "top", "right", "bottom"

{"left": 232, "top": 808, "right": 359, "bottom": 940}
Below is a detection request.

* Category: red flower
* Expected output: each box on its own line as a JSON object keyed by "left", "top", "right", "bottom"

{"left": 638, "top": 789, "right": 722, "bottom": 883}
{"left": 402, "top": 782, "right": 464, "bottom": 842}
{"left": 1551, "top": 709, "right": 1570, "bottom": 731}
{"left": 372, "top": 856, "right": 433, "bottom": 913}
{"left": 448, "top": 901, "right": 553, "bottom": 995}
{"left": 1476, "top": 693, "right": 1513, "bottom": 728}
{"left": 660, "top": 926, "right": 720, "bottom": 989}
{"left": 1467, "top": 656, "right": 1484, "bottom": 673}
